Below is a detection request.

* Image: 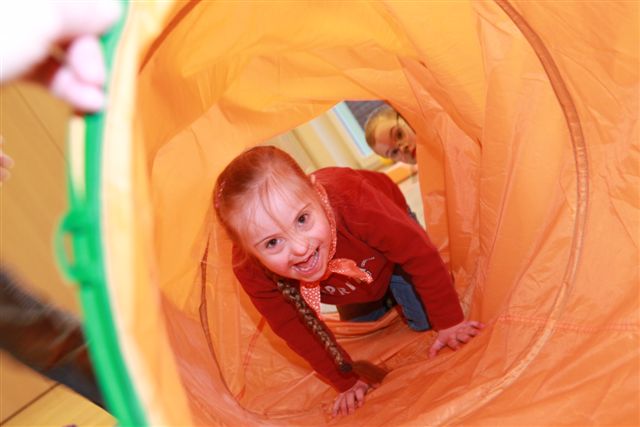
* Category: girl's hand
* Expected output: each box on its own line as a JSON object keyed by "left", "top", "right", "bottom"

{"left": 332, "top": 379, "right": 372, "bottom": 418}
{"left": 429, "top": 320, "right": 484, "bottom": 358}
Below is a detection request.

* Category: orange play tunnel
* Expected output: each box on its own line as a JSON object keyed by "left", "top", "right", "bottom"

{"left": 69, "top": 1, "right": 638, "bottom": 425}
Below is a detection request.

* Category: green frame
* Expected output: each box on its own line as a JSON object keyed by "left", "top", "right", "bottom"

{"left": 55, "top": 1, "right": 147, "bottom": 425}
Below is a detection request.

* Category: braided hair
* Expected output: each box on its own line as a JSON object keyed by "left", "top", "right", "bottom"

{"left": 276, "top": 279, "right": 352, "bottom": 373}
{"left": 277, "top": 277, "right": 389, "bottom": 384}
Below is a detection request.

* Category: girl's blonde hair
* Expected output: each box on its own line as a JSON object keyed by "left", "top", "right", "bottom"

{"left": 214, "top": 145, "right": 314, "bottom": 248}
{"left": 364, "top": 103, "right": 396, "bottom": 149}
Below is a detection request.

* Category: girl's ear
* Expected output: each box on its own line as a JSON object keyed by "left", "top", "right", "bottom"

{"left": 309, "top": 174, "right": 316, "bottom": 185}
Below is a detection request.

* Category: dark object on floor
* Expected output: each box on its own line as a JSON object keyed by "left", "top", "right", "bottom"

{"left": 0, "top": 267, "right": 104, "bottom": 408}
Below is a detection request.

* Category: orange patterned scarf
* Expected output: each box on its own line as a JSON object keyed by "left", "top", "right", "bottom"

{"left": 299, "top": 182, "right": 372, "bottom": 316}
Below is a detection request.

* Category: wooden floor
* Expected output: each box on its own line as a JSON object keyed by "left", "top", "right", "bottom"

{"left": 1, "top": 383, "right": 115, "bottom": 427}
{"left": 0, "top": 83, "right": 116, "bottom": 426}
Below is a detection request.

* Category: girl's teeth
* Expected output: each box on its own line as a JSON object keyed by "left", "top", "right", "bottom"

{"left": 295, "top": 249, "right": 318, "bottom": 273}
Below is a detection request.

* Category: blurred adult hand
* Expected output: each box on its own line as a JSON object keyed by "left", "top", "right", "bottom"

{"left": 0, "top": 1, "right": 121, "bottom": 112}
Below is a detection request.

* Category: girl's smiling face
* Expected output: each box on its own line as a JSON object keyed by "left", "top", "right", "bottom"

{"left": 241, "top": 182, "right": 331, "bottom": 282}
{"left": 372, "top": 113, "right": 417, "bottom": 164}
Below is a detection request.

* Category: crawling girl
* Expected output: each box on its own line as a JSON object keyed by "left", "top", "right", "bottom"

{"left": 214, "top": 146, "right": 483, "bottom": 417}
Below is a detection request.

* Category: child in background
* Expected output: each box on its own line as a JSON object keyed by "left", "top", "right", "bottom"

{"left": 364, "top": 103, "right": 417, "bottom": 164}
{"left": 214, "top": 146, "right": 482, "bottom": 417}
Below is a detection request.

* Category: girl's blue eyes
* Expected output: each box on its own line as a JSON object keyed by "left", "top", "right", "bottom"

{"left": 297, "top": 213, "right": 309, "bottom": 224}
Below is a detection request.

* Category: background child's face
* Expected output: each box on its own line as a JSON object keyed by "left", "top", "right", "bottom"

{"left": 372, "top": 113, "right": 417, "bottom": 164}
{"left": 243, "top": 187, "right": 331, "bottom": 282}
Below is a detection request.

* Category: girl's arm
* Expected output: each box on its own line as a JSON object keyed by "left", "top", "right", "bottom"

{"left": 345, "top": 176, "right": 465, "bottom": 331}
{"left": 345, "top": 178, "right": 485, "bottom": 355}
{"left": 232, "top": 255, "right": 360, "bottom": 391}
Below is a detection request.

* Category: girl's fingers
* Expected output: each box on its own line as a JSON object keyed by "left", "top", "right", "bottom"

{"left": 355, "top": 387, "right": 366, "bottom": 408}
{"left": 429, "top": 338, "right": 446, "bottom": 358}
{"left": 332, "top": 396, "right": 343, "bottom": 417}
{"left": 467, "top": 321, "right": 485, "bottom": 329}
{"left": 447, "top": 336, "right": 460, "bottom": 350}
{"left": 429, "top": 320, "right": 485, "bottom": 358}
{"left": 340, "top": 397, "right": 348, "bottom": 417}
{"left": 333, "top": 381, "right": 371, "bottom": 417}
{"left": 456, "top": 332, "right": 471, "bottom": 343}
{"left": 346, "top": 391, "right": 356, "bottom": 415}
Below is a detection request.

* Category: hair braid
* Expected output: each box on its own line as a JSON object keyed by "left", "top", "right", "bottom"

{"left": 276, "top": 280, "right": 352, "bottom": 373}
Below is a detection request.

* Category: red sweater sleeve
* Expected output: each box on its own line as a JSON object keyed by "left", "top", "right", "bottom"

{"left": 341, "top": 173, "right": 464, "bottom": 330}
{"left": 232, "top": 252, "right": 359, "bottom": 392}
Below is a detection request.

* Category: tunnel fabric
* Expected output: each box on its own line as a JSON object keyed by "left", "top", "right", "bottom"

{"left": 93, "top": 1, "right": 639, "bottom": 425}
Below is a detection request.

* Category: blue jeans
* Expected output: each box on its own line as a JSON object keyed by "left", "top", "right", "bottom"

{"left": 350, "top": 274, "right": 431, "bottom": 331}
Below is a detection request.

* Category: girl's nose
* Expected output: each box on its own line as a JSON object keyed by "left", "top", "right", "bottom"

{"left": 289, "top": 235, "right": 309, "bottom": 256}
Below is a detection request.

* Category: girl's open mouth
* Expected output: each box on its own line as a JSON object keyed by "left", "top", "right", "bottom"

{"left": 293, "top": 247, "right": 321, "bottom": 276}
